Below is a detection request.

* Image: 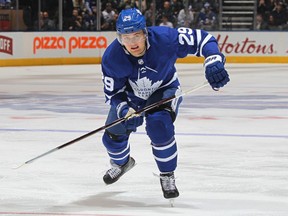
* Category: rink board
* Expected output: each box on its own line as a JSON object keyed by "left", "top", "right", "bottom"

{"left": 0, "top": 31, "right": 288, "bottom": 66}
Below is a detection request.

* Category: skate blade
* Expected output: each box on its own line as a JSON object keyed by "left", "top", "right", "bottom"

{"left": 169, "top": 198, "right": 175, "bottom": 207}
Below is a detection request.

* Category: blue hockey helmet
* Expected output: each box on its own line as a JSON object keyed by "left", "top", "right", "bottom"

{"left": 116, "top": 8, "right": 146, "bottom": 34}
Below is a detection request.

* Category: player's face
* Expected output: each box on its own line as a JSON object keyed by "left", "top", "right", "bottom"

{"left": 121, "top": 30, "right": 146, "bottom": 57}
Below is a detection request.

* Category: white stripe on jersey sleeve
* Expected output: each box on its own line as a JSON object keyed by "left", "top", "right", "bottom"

{"left": 200, "top": 34, "right": 213, "bottom": 57}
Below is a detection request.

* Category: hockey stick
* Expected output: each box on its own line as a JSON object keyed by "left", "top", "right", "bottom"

{"left": 14, "top": 81, "right": 209, "bottom": 169}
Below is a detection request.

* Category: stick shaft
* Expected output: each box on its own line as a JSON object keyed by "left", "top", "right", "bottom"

{"left": 21, "top": 81, "right": 208, "bottom": 166}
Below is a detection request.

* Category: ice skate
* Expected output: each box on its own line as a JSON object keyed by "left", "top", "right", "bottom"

{"left": 103, "top": 157, "right": 135, "bottom": 184}
{"left": 159, "top": 172, "right": 179, "bottom": 199}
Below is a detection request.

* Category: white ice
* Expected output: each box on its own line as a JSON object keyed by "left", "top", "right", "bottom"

{"left": 0, "top": 63, "right": 288, "bottom": 216}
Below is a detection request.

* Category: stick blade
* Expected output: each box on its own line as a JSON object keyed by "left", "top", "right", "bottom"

{"left": 12, "top": 162, "right": 27, "bottom": 170}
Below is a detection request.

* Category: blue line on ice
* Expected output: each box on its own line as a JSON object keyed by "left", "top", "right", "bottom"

{"left": 0, "top": 128, "right": 287, "bottom": 139}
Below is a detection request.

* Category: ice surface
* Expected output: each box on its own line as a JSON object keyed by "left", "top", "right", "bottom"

{"left": 0, "top": 63, "right": 288, "bottom": 216}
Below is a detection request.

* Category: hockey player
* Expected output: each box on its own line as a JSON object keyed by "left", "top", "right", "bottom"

{"left": 101, "top": 8, "right": 229, "bottom": 199}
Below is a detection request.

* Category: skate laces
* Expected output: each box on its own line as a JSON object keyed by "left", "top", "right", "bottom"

{"left": 107, "top": 164, "right": 122, "bottom": 179}
{"left": 154, "top": 172, "right": 177, "bottom": 191}
{"left": 161, "top": 175, "right": 176, "bottom": 191}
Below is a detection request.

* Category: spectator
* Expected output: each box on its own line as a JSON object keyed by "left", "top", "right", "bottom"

{"left": 135, "top": 0, "right": 147, "bottom": 13}
{"left": 159, "top": 15, "right": 174, "bottom": 28}
{"left": 91, "top": 5, "right": 99, "bottom": 29}
{"left": 267, "top": 14, "right": 279, "bottom": 30}
{"left": 191, "top": 0, "right": 205, "bottom": 13}
{"left": 118, "top": 0, "right": 136, "bottom": 11}
{"left": 101, "top": 2, "right": 117, "bottom": 30}
{"left": 144, "top": 2, "right": 156, "bottom": 26}
{"left": 82, "top": 9, "right": 97, "bottom": 30}
{"left": 0, "top": 0, "right": 5, "bottom": 8}
{"left": 40, "top": 11, "right": 56, "bottom": 31}
{"left": 171, "top": 0, "right": 184, "bottom": 18}
{"left": 271, "top": 1, "right": 287, "bottom": 29}
{"left": 266, "top": 0, "right": 277, "bottom": 13}
{"left": 90, "top": 0, "right": 97, "bottom": 10}
{"left": 255, "top": 13, "right": 269, "bottom": 30}
{"left": 64, "top": 0, "right": 74, "bottom": 18}
{"left": 33, "top": 11, "right": 44, "bottom": 31}
{"left": 205, "top": 0, "right": 219, "bottom": 13}
{"left": 84, "top": 0, "right": 91, "bottom": 13}
{"left": 5, "top": 0, "right": 11, "bottom": 8}
{"left": 177, "top": 5, "right": 194, "bottom": 28}
{"left": 257, "top": 0, "right": 273, "bottom": 21}
{"left": 67, "top": 9, "right": 83, "bottom": 30}
{"left": 197, "top": 2, "right": 217, "bottom": 30}
{"left": 156, "top": 1, "right": 176, "bottom": 25}
{"left": 154, "top": 0, "right": 163, "bottom": 10}
{"left": 258, "top": 0, "right": 268, "bottom": 16}
{"left": 73, "top": 0, "right": 85, "bottom": 10}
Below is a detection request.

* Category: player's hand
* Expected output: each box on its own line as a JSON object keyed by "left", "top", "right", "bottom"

{"left": 117, "top": 103, "right": 143, "bottom": 132}
{"left": 204, "top": 53, "right": 230, "bottom": 90}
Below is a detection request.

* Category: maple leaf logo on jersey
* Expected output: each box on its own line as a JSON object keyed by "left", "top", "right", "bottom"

{"left": 129, "top": 77, "right": 163, "bottom": 100}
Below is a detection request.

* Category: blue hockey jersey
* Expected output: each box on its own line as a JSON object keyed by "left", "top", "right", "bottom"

{"left": 101, "top": 26, "right": 220, "bottom": 109}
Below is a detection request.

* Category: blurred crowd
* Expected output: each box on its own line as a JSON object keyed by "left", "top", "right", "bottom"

{"left": 1, "top": 0, "right": 288, "bottom": 31}
{"left": 256, "top": 0, "right": 288, "bottom": 30}
{"left": 14, "top": 0, "right": 220, "bottom": 31}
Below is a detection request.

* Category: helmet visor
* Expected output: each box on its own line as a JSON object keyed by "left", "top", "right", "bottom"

{"left": 117, "top": 29, "right": 147, "bottom": 45}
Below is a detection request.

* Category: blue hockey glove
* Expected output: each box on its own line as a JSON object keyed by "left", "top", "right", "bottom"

{"left": 116, "top": 102, "right": 143, "bottom": 132}
{"left": 204, "top": 53, "right": 230, "bottom": 90}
